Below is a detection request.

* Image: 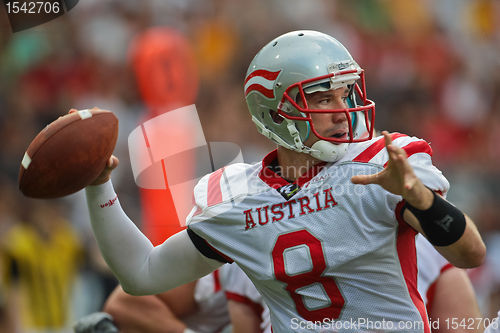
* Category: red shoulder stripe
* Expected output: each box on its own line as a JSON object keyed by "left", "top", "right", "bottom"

{"left": 403, "top": 140, "right": 432, "bottom": 157}
{"left": 383, "top": 140, "right": 432, "bottom": 167}
{"left": 207, "top": 167, "right": 225, "bottom": 207}
{"left": 353, "top": 132, "right": 408, "bottom": 163}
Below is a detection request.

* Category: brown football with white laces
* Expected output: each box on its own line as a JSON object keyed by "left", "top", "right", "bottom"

{"left": 19, "top": 108, "right": 119, "bottom": 198}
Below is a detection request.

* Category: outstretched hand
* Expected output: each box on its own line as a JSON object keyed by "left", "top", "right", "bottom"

{"left": 351, "top": 131, "right": 432, "bottom": 209}
{"left": 68, "top": 108, "right": 120, "bottom": 186}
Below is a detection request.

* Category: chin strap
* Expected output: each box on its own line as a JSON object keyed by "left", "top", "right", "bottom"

{"left": 255, "top": 115, "right": 349, "bottom": 163}
{"left": 309, "top": 140, "right": 348, "bottom": 162}
{"left": 286, "top": 119, "right": 348, "bottom": 162}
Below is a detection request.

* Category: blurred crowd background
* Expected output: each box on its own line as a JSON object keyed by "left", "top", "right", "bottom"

{"left": 0, "top": 0, "right": 499, "bottom": 332}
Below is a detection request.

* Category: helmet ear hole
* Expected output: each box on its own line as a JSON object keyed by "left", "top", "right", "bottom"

{"left": 269, "top": 109, "right": 284, "bottom": 124}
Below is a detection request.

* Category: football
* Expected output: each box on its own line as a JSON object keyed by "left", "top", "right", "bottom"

{"left": 19, "top": 108, "right": 119, "bottom": 198}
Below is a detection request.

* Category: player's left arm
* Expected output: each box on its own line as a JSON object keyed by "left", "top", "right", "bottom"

{"left": 352, "top": 131, "right": 486, "bottom": 268}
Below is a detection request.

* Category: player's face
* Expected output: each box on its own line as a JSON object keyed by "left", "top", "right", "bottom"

{"left": 301, "top": 87, "right": 349, "bottom": 147}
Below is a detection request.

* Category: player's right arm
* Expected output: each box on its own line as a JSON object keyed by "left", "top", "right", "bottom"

{"left": 85, "top": 156, "right": 223, "bottom": 295}
{"left": 352, "top": 132, "right": 486, "bottom": 269}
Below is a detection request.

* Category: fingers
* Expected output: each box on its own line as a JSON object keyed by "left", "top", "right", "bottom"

{"left": 107, "top": 155, "right": 119, "bottom": 169}
{"left": 386, "top": 143, "right": 407, "bottom": 162}
{"left": 386, "top": 143, "right": 417, "bottom": 191}
{"left": 351, "top": 173, "right": 380, "bottom": 185}
{"left": 89, "top": 155, "right": 119, "bottom": 186}
{"left": 382, "top": 131, "right": 392, "bottom": 147}
{"left": 69, "top": 107, "right": 102, "bottom": 115}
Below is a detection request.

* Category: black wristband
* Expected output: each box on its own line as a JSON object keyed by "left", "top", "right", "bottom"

{"left": 403, "top": 190, "right": 466, "bottom": 246}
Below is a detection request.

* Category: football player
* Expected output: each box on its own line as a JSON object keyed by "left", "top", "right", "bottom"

{"left": 84, "top": 30, "right": 485, "bottom": 332}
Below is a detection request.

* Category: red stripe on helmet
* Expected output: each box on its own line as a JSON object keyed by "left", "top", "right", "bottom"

{"left": 245, "top": 84, "right": 275, "bottom": 98}
{"left": 244, "top": 69, "right": 281, "bottom": 84}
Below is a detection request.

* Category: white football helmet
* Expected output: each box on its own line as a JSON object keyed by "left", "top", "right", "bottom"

{"left": 245, "top": 30, "right": 375, "bottom": 162}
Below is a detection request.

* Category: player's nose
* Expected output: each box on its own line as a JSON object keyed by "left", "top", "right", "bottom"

{"left": 330, "top": 111, "right": 348, "bottom": 124}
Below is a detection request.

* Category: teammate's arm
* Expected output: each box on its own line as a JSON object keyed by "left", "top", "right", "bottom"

{"left": 85, "top": 156, "right": 223, "bottom": 295}
{"left": 227, "top": 299, "right": 262, "bottom": 333}
{"left": 428, "top": 267, "right": 482, "bottom": 333}
{"left": 103, "top": 284, "right": 198, "bottom": 333}
{"left": 351, "top": 131, "right": 485, "bottom": 268}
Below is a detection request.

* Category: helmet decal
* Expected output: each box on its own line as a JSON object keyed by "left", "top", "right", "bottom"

{"left": 244, "top": 69, "right": 281, "bottom": 99}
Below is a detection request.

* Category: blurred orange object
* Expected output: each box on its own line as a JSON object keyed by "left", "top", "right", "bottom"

{"left": 130, "top": 27, "right": 199, "bottom": 117}
{"left": 130, "top": 28, "right": 199, "bottom": 245}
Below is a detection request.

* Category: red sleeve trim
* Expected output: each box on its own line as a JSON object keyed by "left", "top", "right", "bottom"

{"left": 440, "top": 263, "right": 453, "bottom": 274}
{"left": 426, "top": 280, "right": 437, "bottom": 315}
{"left": 225, "top": 291, "right": 264, "bottom": 319}
{"left": 353, "top": 132, "right": 407, "bottom": 163}
{"left": 213, "top": 268, "right": 221, "bottom": 292}
{"left": 426, "top": 264, "right": 454, "bottom": 315}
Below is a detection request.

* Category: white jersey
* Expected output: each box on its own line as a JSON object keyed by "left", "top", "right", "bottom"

{"left": 219, "top": 263, "right": 271, "bottom": 333}
{"left": 415, "top": 235, "right": 452, "bottom": 309}
{"left": 184, "top": 269, "right": 230, "bottom": 333}
{"left": 220, "top": 237, "right": 452, "bottom": 333}
{"left": 187, "top": 133, "right": 449, "bottom": 332}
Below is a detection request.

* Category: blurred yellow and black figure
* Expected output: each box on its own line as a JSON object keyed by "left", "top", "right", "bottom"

{"left": 1, "top": 201, "right": 83, "bottom": 332}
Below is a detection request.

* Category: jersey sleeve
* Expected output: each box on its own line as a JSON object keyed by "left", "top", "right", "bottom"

{"left": 187, "top": 228, "right": 232, "bottom": 263}
{"left": 360, "top": 133, "right": 450, "bottom": 195}
{"left": 400, "top": 138, "right": 450, "bottom": 196}
{"left": 186, "top": 163, "right": 252, "bottom": 263}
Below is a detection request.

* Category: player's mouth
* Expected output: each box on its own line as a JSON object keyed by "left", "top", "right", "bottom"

{"left": 329, "top": 130, "right": 348, "bottom": 140}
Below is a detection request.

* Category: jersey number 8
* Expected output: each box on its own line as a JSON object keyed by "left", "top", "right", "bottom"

{"left": 272, "top": 230, "right": 345, "bottom": 322}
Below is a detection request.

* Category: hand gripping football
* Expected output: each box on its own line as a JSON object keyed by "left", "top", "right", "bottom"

{"left": 18, "top": 108, "right": 119, "bottom": 198}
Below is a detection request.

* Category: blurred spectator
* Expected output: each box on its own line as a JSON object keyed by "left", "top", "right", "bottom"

{"left": 0, "top": 200, "right": 83, "bottom": 332}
